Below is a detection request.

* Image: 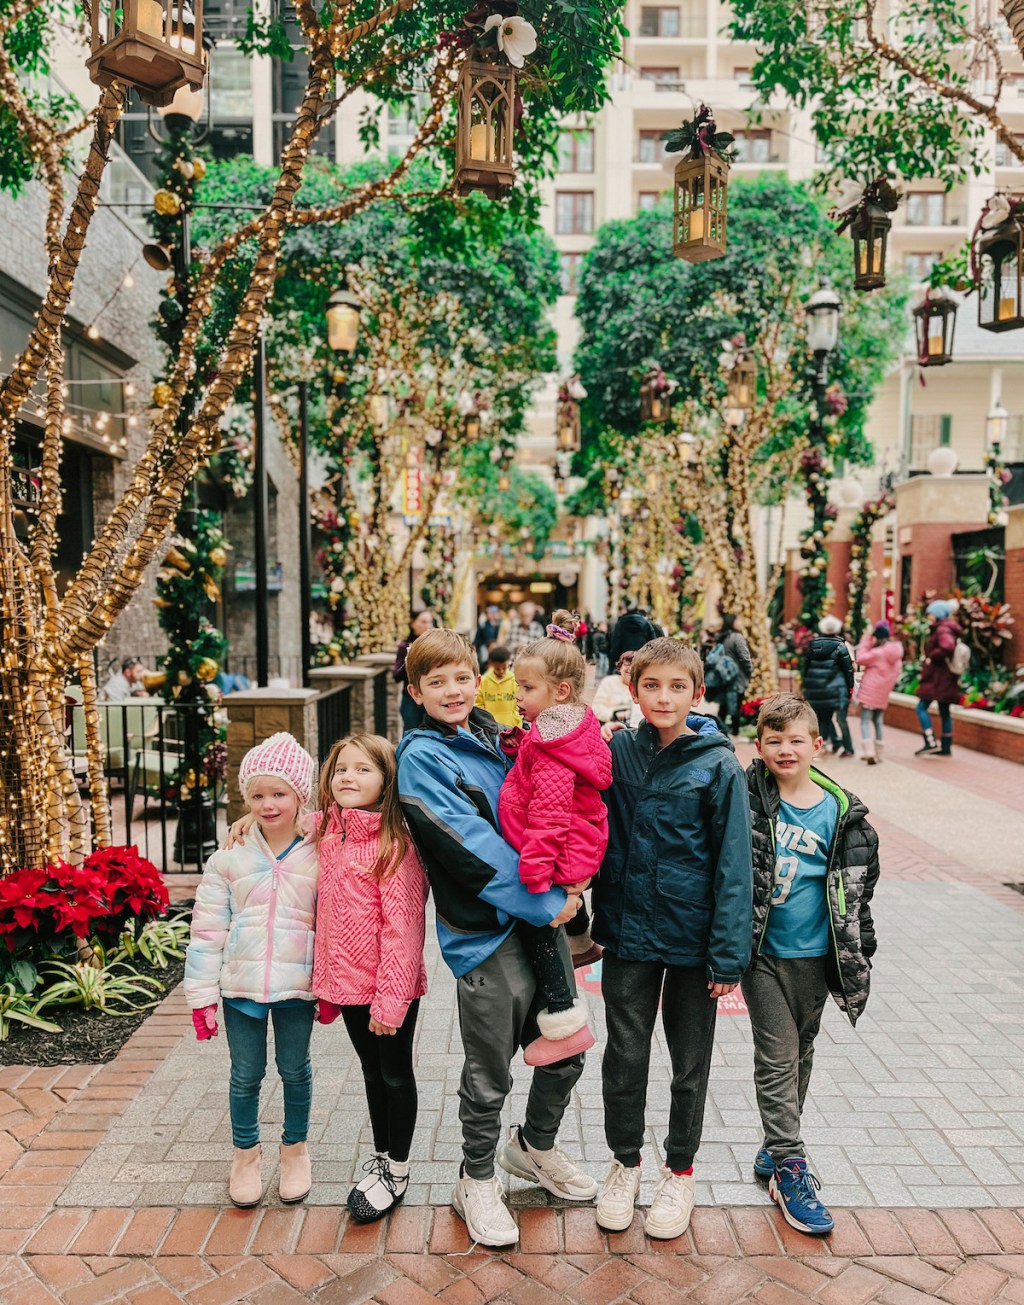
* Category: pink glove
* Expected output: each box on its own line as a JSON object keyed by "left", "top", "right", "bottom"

{"left": 192, "top": 1006, "right": 218, "bottom": 1040}
{"left": 317, "top": 999, "right": 342, "bottom": 1025}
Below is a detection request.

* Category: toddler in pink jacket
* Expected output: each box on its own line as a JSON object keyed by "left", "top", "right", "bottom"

{"left": 312, "top": 733, "right": 428, "bottom": 1224}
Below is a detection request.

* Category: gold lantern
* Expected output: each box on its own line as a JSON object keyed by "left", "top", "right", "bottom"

{"left": 327, "top": 285, "right": 361, "bottom": 353}
{"left": 556, "top": 405, "right": 581, "bottom": 453}
{"left": 639, "top": 371, "right": 671, "bottom": 423}
{"left": 673, "top": 153, "right": 729, "bottom": 263}
{"left": 726, "top": 349, "right": 756, "bottom": 411}
{"left": 455, "top": 59, "right": 517, "bottom": 199}
{"left": 913, "top": 289, "right": 959, "bottom": 365}
{"left": 977, "top": 214, "right": 1024, "bottom": 333}
{"left": 464, "top": 413, "right": 481, "bottom": 440}
{"left": 850, "top": 204, "right": 891, "bottom": 291}
{"left": 87, "top": 0, "right": 206, "bottom": 107}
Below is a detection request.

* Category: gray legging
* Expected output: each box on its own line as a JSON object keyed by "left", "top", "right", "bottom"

{"left": 860, "top": 706, "right": 885, "bottom": 742}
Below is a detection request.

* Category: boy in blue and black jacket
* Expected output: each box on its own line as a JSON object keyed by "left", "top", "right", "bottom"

{"left": 592, "top": 637, "right": 752, "bottom": 1241}
{"left": 396, "top": 629, "right": 596, "bottom": 1250}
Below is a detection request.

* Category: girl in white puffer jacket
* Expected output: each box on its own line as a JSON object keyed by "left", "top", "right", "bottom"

{"left": 184, "top": 732, "right": 319, "bottom": 1210}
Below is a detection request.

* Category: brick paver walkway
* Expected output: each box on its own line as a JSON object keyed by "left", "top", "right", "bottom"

{"left": 1, "top": 725, "right": 1023, "bottom": 1302}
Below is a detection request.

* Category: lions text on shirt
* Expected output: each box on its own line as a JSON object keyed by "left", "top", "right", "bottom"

{"left": 761, "top": 791, "right": 838, "bottom": 959}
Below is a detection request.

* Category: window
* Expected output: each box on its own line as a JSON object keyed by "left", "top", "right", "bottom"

{"left": 555, "top": 192, "right": 595, "bottom": 234}
{"left": 733, "top": 129, "right": 772, "bottom": 163}
{"left": 558, "top": 129, "right": 594, "bottom": 173}
{"left": 639, "top": 66, "right": 681, "bottom": 89}
{"left": 733, "top": 66, "right": 753, "bottom": 84}
{"left": 904, "top": 251, "right": 941, "bottom": 281}
{"left": 909, "top": 414, "right": 952, "bottom": 469}
{"left": 637, "top": 192, "right": 661, "bottom": 211}
{"left": 906, "top": 192, "right": 945, "bottom": 226}
{"left": 560, "top": 252, "right": 584, "bottom": 295}
{"left": 639, "top": 6, "right": 680, "bottom": 37}
{"left": 995, "top": 136, "right": 1024, "bottom": 166}
{"left": 637, "top": 130, "right": 666, "bottom": 163}
{"left": 210, "top": 47, "right": 252, "bottom": 120}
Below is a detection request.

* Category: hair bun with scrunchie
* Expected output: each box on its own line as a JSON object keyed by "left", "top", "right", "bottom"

{"left": 546, "top": 623, "right": 576, "bottom": 642}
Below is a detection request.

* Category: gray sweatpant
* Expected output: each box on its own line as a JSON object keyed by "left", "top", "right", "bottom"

{"left": 456, "top": 928, "right": 584, "bottom": 1179}
{"left": 741, "top": 953, "right": 829, "bottom": 1163}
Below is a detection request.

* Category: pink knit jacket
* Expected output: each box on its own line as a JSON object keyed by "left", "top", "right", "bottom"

{"left": 311, "top": 806, "right": 428, "bottom": 1028}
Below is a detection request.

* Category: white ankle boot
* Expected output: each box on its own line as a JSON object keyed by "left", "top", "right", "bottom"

{"left": 229, "top": 1145, "right": 262, "bottom": 1207}
{"left": 279, "top": 1142, "right": 312, "bottom": 1203}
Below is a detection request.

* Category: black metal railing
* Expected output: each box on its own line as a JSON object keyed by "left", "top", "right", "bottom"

{"left": 373, "top": 668, "right": 390, "bottom": 738}
{"left": 66, "top": 698, "right": 226, "bottom": 873}
{"left": 316, "top": 684, "right": 352, "bottom": 763}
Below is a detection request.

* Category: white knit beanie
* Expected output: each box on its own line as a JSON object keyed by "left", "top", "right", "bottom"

{"left": 818, "top": 615, "right": 843, "bottom": 636}
{"left": 238, "top": 732, "right": 316, "bottom": 806}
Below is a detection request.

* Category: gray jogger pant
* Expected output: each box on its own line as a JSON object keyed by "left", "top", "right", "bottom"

{"left": 601, "top": 955, "right": 717, "bottom": 1173}
{"left": 456, "top": 928, "right": 584, "bottom": 1179}
{"left": 741, "top": 953, "right": 829, "bottom": 1163}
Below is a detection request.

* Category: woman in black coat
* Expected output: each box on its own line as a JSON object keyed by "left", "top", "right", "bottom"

{"left": 802, "top": 614, "right": 855, "bottom": 755}
{"left": 393, "top": 609, "right": 435, "bottom": 734}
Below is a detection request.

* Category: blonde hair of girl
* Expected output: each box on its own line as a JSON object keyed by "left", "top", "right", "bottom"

{"left": 517, "top": 609, "right": 586, "bottom": 703}
{"left": 316, "top": 733, "right": 409, "bottom": 880}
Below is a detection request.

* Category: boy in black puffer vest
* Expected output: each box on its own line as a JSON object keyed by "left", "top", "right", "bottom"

{"left": 744, "top": 693, "right": 879, "bottom": 1238}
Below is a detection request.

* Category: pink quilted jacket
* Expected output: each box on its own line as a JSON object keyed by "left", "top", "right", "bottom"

{"left": 311, "top": 806, "right": 428, "bottom": 1028}
{"left": 855, "top": 635, "right": 904, "bottom": 710}
{"left": 498, "top": 706, "right": 613, "bottom": 893}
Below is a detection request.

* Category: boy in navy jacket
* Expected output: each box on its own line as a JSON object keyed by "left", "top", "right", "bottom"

{"left": 592, "top": 637, "right": 752, "bottom": 1240}
{"left": 396, "top": 629, "right": 596, "bottom": 1248}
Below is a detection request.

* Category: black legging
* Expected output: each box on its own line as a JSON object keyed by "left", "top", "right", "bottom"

{"left": 340, "top": 999, "right": 420, "bottom": 1163}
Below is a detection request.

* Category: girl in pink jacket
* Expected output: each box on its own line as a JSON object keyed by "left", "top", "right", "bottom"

{"left": 499, "top": 610, "right": 612, "bottom": 1068}
{"left": 855, "top": 621, "right": 904, "bottom": 764}
{"left": 312, "top": 733, "right": 428, "bottom": 1224}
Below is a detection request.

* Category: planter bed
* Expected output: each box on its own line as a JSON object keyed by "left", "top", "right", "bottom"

{"left": 884, "top": 691, "right": 1024, "bottom": 764}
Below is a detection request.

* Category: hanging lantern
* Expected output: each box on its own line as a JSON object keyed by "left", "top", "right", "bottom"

{"left": 498, "top": 471, "right": 511, "bottom": 492}
{"left": 662, "top": 105, "right": 733, "bottom": 263}
{"left": 455, "top": 60, "right": 517, "bottom": 200}
{"left": 913, "top": 288, "right": 959, "bottom": 365}
{"left": 726, "top": 348, "right": 756, "bottom": 413}
{"left": 326, "top": 285, "right": 361, "bottom": 353}
{"left": 639, "top": 370, "right": 671, "bottom": 423}
{"left": 464, "top": 414, "right": 481, "bottom": 440}
{"left": 87, "top": 0, "right": 206, "bottom": 107}
{"left": 977, "top": 210, "right": 1024, "bottom": 333}
{"left": 850, "top": 204, "right": 891, "bottom": 291}
{"left": 556, "top": 404, "right": 581, "bottom": 453}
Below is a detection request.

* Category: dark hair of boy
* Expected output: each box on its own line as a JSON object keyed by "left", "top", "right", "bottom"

{"left": 756, "top": 693, "right": 819, "bottom": 740}
{"left": 488, "top": 645, "right": 511, "bottom": 665}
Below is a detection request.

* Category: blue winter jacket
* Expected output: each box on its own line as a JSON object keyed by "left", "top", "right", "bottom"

{"left": 396, "top": 709, "right": 568, "bottom": 978}
{"left": 592, "top": 715, "right": 753, "bottom": 983}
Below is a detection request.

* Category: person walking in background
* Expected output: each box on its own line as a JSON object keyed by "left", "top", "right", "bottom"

{"left": 607, "top": 606, "right": 660, "bottom": 666}
{"left": 474, "top": 604, "right": 503, "bottom": 670}
{"left": 718, "top": 614, "right": 754, "bottom": 736}
{"left": 916, "top": 599, "right": 963, "bottom": 757}
{"left": 393, "top": 610, "right": 435, "bottom": 735}
{"left": 313, "top": 735, "right": 429, "bottom": 1223}
{"left": 854, "top": 622, "right": 903, "bottom": 764}
{"left": 185, "top": 734, "right": 319, "bottom": 1210}
{"left": 592, "top": 621, "right": 610, "bottom": 682}
{"left": 475, "top": 645, "right": 521, "bottom": 727}
{"left": 505, "top": 601, "right": 546, "bottom": 655}
{"left": 802, "top": 615, "right": 855, "bottom": 757}
{"left": 590, "top": 650, "right": 643, "bottom": 728}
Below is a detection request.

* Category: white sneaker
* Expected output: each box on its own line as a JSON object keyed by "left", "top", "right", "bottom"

{"left": 451, "top": 1172, "right": 519, "bottom": 1247}
{"left": 644, "top": 1167, "right": 695, "bottom": 1240}
{"left": 497, "top": 1125, "right": 599, "bottom": 1200}
{"left": 595, "top": 1159, "right": 641, "bottom": 1231}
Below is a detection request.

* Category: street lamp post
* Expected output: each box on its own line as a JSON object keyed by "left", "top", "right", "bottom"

{"left": 798, "top": 277, "right": 842, "bottom": 628}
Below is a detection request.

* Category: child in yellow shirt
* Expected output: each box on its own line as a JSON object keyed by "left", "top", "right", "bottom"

{"left": 475, "top": 646, "right": 521, "bottom": 728}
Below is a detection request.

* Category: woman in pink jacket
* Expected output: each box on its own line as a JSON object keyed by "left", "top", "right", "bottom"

{"left": 499, "top": 611, "right": 612, "bottom": 1068}
{"left": 312, "top": 733, "right": 428, "bottom": 1224}
{"left": 855, "top": 621, "right": 904, "bottom": 764}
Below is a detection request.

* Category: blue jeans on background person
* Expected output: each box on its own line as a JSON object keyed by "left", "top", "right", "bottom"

{"left": 223, "top": 1001, "right": 315, "bottom": 1150}
{"left": 916, "top": 696, "right": 952, "bottom": 741}
{"left": 860, "top": 706, "right": 885, "bottom": 741}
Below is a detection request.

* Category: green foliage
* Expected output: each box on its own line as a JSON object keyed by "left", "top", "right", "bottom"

{"left": 573, "top": 175, "right": 907, "bottom": 498}
{"left": 118, "top": 915, "right": 191, "bottom": 969}
{"left": 455, "top": 443, "right": 559, "bottom": 552}
{"left": 729, "top": 0, "right": 994, "bottom": 185}
{"left": 40, "top": 959, "right": 165, "bottom": 1014}
{"left": 0, "top": 983, "right": 62, "bottom": 1041}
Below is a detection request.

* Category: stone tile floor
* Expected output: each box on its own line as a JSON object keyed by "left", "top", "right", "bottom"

{"left": 1, "top": 725, "right": 1024, "bottom": 1302}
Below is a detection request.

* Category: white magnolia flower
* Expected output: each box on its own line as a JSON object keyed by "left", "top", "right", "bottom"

{"left": 832, "top": 178, "right": 864, "bottom": 213}
{"left": 479, "top": 407, "right": 495, "bottom": 428}
{"left": 982, "top": 193, "right": 1012, "bottom": 230}
{"left": 457, "top": 389, "right": 476, "bottom": 416}
{"left": 489, "top": 446, "right": 503, "bottom": 463}
{"left": 425, "top": 427, "right": 443, "bottom": 447}
{"left": 568, "top": 377, "right": 588, "bottom": 401}
{"left": 330, "top": 576, "right": 345, "bottom": 593}
{"left": 484, "top": 12, "right": 538, "bottom": 68}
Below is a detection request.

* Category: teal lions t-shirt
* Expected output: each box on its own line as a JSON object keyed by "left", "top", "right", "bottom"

{"left": 761, "top": 790, "right": 838, "bottom": 959}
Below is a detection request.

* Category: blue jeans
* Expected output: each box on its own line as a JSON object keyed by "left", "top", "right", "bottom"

{"left": 860, "top": 707, "right": 885, "bottom": 742}
{"left": 223, "top": 1001, "right": 315, "bottom": 1150}
{"left": 915, "top": 697, "right": 952, "bottom": 737}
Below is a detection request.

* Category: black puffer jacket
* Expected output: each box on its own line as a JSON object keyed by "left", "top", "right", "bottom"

{"left": 802, "top": 634, "right": 854, "bottom": 711}
{"left": 608, "top": 611, "right": 661, "bottom": 665}
{"left": 747, "top": 758, "right": 879, "bottom": 1025}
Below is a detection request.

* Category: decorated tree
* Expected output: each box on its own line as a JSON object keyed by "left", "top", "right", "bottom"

{"left": 845, "top": 490, "right": 893, "bottom": 643}
{"left": 573, "top": 176, "right": 906, "bottom": 690}
{"left": 0, "top": 0, "right": 623, "bottom": 874}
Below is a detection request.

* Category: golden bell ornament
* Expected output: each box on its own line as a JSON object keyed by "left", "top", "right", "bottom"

{"left": 203, "top": 575, "right": 220, "bottom": 602}
{"left": 153, "top": 188, "right": 181, "bottom": 216}
{"left": 192, "top": 158, "right": 206, "bottom": 180}
{"left": 142, "top": 670, "right": 167, "bottom": 691}
{"left": 195, "top": 657, "right": 219, "bottom": 682}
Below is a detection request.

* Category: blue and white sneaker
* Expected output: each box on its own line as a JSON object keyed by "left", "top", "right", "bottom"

{"left": 769, "top": 1158, "right": 834, "bottom": 1236}
{"left": 753, "top": 1145, "right": 775, "bottom": 1179}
